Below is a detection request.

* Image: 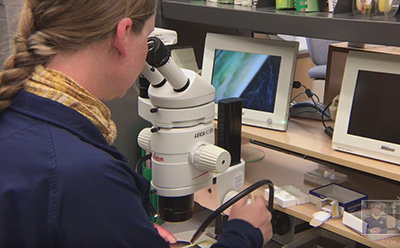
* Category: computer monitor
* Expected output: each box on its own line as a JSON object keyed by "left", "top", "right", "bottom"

{"left": 201, "top": 33, "right": 299, "bottom": 131}
{"left": 332, "top": 50, "right": 400, "bottom": 165}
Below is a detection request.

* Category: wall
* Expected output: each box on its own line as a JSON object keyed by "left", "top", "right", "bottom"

{"left": 0, "top": 0, "right": 24, "bottom": 66}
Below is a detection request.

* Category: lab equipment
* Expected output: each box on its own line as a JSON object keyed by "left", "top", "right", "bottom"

{"left": 289, "top": 100, "right": 331, "bottom": 120}
{"left": 201, "top": 33, "right": 298, "bottom": 131}
{"left": 309, "top": 183, "right": 368, "bottom": 213}
{"left": 137, "top": 36, "right": 283, "bottom": 240}
{"left": 138, "top": 37, "right": 232, "bottom": 222}
{"left": 332, "top": 51, "right": 400, "bottom": 166}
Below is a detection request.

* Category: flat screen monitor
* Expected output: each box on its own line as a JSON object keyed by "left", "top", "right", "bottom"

{"left": 332, "top": 50, "right": 400, "bottom": 165}
{"left": 201, "top": 33, "right": 299, "bottom": 131}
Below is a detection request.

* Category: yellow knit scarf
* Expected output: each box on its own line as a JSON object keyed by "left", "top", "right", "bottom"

{"left": 25, "top": 65, "right": 117, "bottom": 145}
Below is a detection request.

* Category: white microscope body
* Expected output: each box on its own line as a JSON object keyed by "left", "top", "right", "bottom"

{"left": 137, "top": 37, "right": 240, "bottom": 221}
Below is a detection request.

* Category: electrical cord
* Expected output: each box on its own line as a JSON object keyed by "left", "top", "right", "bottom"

{"left": 190, "top": 179, "right": 275, "bottom": 244}
{"left": 321, "top": 101, "right": 331, "bottom": 129}
{"left": 135, "top": 153, "right": 152, "bottom": 175}
{"left": 291, "top": 82, "right": 320, "bottom": 104}
{"left": 290, "top": 82, "right": 321, "bottom": 119}
{"left": 134, "top": 153, "right": 160, "bottom": 220}
{"left": 322, "top": 101, "right": 334, "bottom": 138}
{"left": 291, "top": 81, "right": 334, "bottom": 139}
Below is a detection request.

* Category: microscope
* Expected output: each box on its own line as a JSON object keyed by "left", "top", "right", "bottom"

{"left": 137, "top": 36, "right": 241, "bottom": 222}
{"left": 137, "top": 36, "right": 285, "bottom": 245}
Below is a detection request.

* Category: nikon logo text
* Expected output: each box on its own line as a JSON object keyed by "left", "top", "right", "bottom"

{"left": 381, "top": 145, "right": 395, "bottom": 152}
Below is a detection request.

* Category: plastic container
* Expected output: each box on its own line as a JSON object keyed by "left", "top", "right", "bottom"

{"left": 375, "top": 0, "right": 399, "bottom": 17}
{"left": 352, "top": 0, "right": 377, "bottom": 17}
{"left": 309, "top": 183, "right": 368, "bottom": 213}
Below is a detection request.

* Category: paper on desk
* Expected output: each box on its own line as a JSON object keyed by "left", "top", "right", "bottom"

{"left": 181, "top": 240, "right": 214, "bottom": 248}
{"left": 171, "top": 48, "right": 199, "bottom": 73}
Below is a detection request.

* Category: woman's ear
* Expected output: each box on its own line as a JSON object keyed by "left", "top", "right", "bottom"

{"left": 114, "top": 18, "right": 133, "bottom": 58}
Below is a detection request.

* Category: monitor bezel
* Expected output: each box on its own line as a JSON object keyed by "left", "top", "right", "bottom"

{"left": 201, "top": 33, "right": 299, "bottom": 131}
{"left": 332, "top": 50, "right": 400, "bottom": 165}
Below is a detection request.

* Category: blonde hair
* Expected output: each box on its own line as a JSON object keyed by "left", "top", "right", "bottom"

{"left": 0, "top": 0, "right": 157, "bottom": 112}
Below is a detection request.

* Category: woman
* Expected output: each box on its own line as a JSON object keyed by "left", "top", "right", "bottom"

{"left": 0, "top": 1, "right": 272, "bottom": 247}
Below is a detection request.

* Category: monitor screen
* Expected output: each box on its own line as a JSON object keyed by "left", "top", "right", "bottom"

{"left": 348, "top": 70, "right": 400, "bottom": 145}
{"left": 332, "top": 51, "right": 400, "bottom": 165}
{"left": 202, "top": 33, "right": 299, "bottom": 131}
{"left": 212, "top": 49, "right": 281, "bottom": 113}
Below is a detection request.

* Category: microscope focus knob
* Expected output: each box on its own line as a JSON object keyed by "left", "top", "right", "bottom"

{"left": 137, "top": 128, "right": 152, "bottom": 151}
{"left": 191, "top": 144, "right": 231, "bottom": 173}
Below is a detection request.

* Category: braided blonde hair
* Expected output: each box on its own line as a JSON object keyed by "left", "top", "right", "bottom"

{"left": 0, "top": 0, "right": 157, "bottom": 112}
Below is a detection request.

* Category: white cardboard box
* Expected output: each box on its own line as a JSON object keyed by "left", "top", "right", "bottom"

{"left": 342, "top": 211, "right": 367, "bottom": 234}
{"left": 265, "top": 185, "right": 310, "bottom": 208}
{"left": 342, "top": 210, "right": 399, "bottom": 241}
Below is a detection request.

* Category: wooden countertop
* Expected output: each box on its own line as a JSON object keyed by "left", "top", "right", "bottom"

{"left": 241, "top": 118, "right": 400, "bottom": 182}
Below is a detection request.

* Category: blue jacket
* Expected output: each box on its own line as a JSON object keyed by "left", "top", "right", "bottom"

{"left": 0, "top": 91, "right": 263, "bottom": 248}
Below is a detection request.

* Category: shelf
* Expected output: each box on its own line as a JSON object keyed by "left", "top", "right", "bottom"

{"left": 242, "top": 143, "right": 400, "bottom": 248}
{"left": 276, "top": 203, "right": 400, "bottom": 248}
{"left": 161, "top": 0, "right": 400, "bottom": 47}
{"left": 197, "top": 143, "right": 400, "bottom": 248}
{"left": 241, "top": 118, "right": 400, "bottom": 182}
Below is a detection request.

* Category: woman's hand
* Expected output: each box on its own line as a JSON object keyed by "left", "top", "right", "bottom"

{"left": 228, "top": 195, "right": 273, "bottom": 244}
{"left": 154, "top": 224, "right": 178, "bottom": 244}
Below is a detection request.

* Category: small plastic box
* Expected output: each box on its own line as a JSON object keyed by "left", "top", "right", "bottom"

{"left": 265, "top": 185, "right": 310, "bottom": 208}
{"left": 309, "top": 183, "right": 367, "bottom": 213}
{"left": 304, "top": 167, "right": 348, "bottom": 186}
{"left": 280, "top": 185, "right": 310, "bottom": 205}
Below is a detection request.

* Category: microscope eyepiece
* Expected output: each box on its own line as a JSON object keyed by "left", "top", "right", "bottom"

{"left": 146, "top": 37, "right": 170, "bottom": 68}
{"left": 144, "top": 37, "right": 189, "bottom": 92}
